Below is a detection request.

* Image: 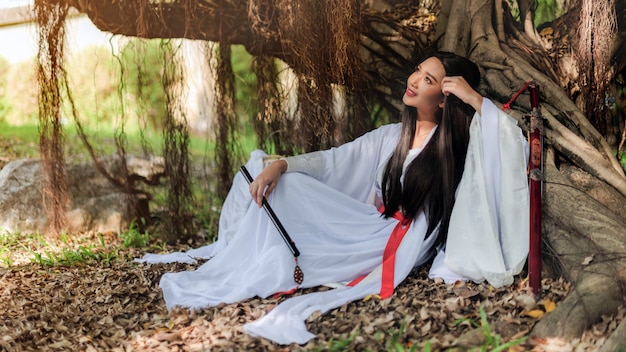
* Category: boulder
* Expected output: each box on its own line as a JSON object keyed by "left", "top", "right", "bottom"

{"left": 0, "top": 155, "right": 164, "bottom": 235}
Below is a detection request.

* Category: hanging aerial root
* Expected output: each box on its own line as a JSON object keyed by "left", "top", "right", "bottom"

{"left": 252, "top": 56, "right": 292, "bottom": 155}
{"left": 248, "top": 0, "right": 363, "bottom": 152}
{"left": 160, "top": 40, "right": 194, "bottom": 241}
{"left": 213, "top": 42, "right": 240, "bottom": 200}
{"left": 34, "top": 0, "right": 71, "bottom": 234}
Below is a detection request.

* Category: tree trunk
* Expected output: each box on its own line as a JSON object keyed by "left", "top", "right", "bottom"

{"left": 529, "top": 147, "right": 626, "bottom": 341}
{"left": 438, "top": 0, "right": 626, "bottom": 346}
{"left": 38, "top": 0, "right": 626, "bottom": 345}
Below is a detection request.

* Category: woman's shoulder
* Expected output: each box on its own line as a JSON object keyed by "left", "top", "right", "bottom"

{"left": 360, "top": 123, "right": 401, "bottom": 143}
{"left": 372, "top": 122, "right": 402, "bottom": 135}
{"left": 341, "top": 123, "right": 401, "bottom": 151}
{"left": 348, "top": 122, "right": 401, "bottom": 142}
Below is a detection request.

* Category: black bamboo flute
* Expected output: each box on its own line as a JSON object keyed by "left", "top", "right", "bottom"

{"left": 239, "top": 165, "right": 301, "bottom": 257}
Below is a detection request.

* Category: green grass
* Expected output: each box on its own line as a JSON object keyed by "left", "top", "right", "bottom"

{"left": 0, "top": 122, "right": 40, "bottom": 158}
{"left": 0, "top": 231, "right": 19, "bottom": 266}
{"left": 29, "top": 246, "right": 98, "bottom": 267}
{"left": 316, "top": 334, "right": 356, "bottom": 352}
{"left": 382, "top": 321, "right": 420, "bottom": 352}
{"left": 317, "top": 306, "right": 527, "bottom": 352}
{"left": 476, "top": 304, "right": 527, "bottom": 351}
{"left": 0, "top": 122, "right": 39, "bottom": 140}
{"left": 0, "top": 229, "right": 128, "bottom": 268}
{"left": 120, "top": 219, "right": 150, "bottom": 248}
{"left": 12, "top": 231, "right": 95, "bottom": 267}
{"left": 0, "top": 120, "right": 188, "bottom": 158}
{"left": 0, "top": 119, "right": 259, "bottom": 169}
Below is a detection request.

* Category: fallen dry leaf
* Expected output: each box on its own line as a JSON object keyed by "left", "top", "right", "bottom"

{"left": 0, "top": 229, "right": 616, "bottom": 351}
{"left": 363, "top": 293, "right": 381, "bottom": 301}
{"left": 523, "top": 309, "right": 545, "bottom": 319}
{"left": 582, "top": 255, "right": 594, "bottom": 265}
{"left": 544, "top": 298, "right": 557, "bottom": 313}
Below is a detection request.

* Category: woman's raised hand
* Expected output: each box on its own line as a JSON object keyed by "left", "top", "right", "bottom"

{"left": 441, "top": 76, "right": 483, "bottom": 114}
{"left": 249, "top": 159, "right": 288, "bottom": 207}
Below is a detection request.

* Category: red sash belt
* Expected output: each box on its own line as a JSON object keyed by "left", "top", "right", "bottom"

{"left": 349, "top": 207, "right": 411, "bottom": 299}
{"left": 276, "top": 207, "right": 411, "bottom": 299}
{"left": 380, "top": 209, "right": 411, "bottom": 298}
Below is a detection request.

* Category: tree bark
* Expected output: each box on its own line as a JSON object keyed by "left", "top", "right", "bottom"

{"left": 599, "top": 318, "right": 626, "bottom": 352}
{"left": 438, "top": 0, "right": 470, "bottom": 54}
{"left": 531, "top": 148, "right": 626, "bottom": 341}
{"left": 518, "top": 0, "right": 541, "bottom": 44}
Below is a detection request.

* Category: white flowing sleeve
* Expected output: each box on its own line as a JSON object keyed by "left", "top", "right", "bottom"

{"left": 429, "top": 98, "right": 530, "bottom": 287}
{"left": 283, "top": 151, "right": 325, "bottom": 179}
{"left": 283, "top": 124, "right": 401, "bottom": 203}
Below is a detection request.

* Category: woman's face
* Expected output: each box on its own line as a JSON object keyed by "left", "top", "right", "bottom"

{"left": 402, "top": 57, "right": 446, "bottom": 113}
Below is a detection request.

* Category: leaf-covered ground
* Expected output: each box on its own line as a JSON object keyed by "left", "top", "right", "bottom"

{"left": 1, "top": 232, "right": 623, "bottom": 352}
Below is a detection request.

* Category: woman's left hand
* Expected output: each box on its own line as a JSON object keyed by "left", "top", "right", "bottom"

{"left": 441, "top": 76, "right": 483, "bottom": 114}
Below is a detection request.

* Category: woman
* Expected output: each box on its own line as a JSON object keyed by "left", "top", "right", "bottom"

{"left": 139, "top": 52, "right": 529, "bottom": 344}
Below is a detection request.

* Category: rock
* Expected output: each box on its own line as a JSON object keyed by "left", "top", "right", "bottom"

{"left": 0, "top": 155, "right": 164, "bottom": 234}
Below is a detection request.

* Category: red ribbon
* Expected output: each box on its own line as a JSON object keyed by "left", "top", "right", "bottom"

{"left": 379, "top": 212, "right": 411, "bottom": 298}
{"left": 348, "top": 208, "right": 411, "bottom": 300}
{"left": 272, "top": 287, "right": 298, "bottom": 299}
{"left": 503, "top": 81, "right": 532, "bottom": 111}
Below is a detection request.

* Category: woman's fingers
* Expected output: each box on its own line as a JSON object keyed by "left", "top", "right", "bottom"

{"left": 252, "top": 183, "right": 262, "bottom": 207}
{"left": 264, "top": 182, "right": 276, "bottom": 200}
{"left": 441, "top": 76, "right": 468, "bottom": 96}
{"left": 251, "top": 181, "right": 267, "bottom": 207}
{"left": 441, "top": 76, "right": 483, "bottom": 113}
{"left": 249, "top": 160, "right": 285, "bottom": 207}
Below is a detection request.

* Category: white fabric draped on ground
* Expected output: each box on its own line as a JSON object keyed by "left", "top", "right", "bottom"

{"left": 135, "top": 99, "right": 529, "bottom": 345}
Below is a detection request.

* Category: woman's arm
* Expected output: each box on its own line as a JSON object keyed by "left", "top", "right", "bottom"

{"left": 430, "top": 98, "right": 530, "bottom": 286}
{"left": 250, "top": 123, "right": 401, "bottom": 206}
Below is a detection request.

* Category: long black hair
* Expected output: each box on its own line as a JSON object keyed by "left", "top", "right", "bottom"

{"left": 381, "top": 52, "right": 481, "bottom": 249}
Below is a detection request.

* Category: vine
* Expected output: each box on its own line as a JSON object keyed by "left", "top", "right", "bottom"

{"left": 34, "top": 0, "right": 70, "bottom": 233}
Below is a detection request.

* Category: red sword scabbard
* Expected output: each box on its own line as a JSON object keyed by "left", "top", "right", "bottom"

{"left": 528, "top": 81, "right": 543, "bottom": 297}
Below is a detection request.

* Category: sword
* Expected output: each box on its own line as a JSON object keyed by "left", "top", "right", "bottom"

{"left": 528, "top": 82, "right": 543, "bottom": 297}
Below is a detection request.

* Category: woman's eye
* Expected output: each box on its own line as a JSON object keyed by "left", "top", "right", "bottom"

{"left": 425, "top": 77, "right": 431, "bottom": 84}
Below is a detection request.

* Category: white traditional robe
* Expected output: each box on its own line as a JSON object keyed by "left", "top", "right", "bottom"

{"left": 136, "top": 98, "right": 529, "bottom": 345}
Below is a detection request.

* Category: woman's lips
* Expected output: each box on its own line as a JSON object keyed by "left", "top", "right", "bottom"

{"left": 405, "top": 88, "right": 416, "bottom": 97}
